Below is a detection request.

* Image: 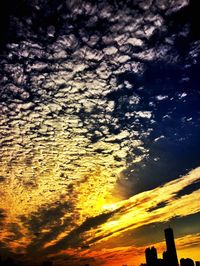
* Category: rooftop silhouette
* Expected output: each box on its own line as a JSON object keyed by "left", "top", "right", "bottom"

{"left": 144, "top": 227, "right": 198, "bottom": 266}
{"left": 164, "top": 227, "right": 179, "bottom": 266}
{"left": 0, "top": 227, "right": 199, "bottom": 266}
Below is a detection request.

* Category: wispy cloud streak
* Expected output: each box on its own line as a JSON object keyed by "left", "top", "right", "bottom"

{"left": 46, "top": 167, "right": 200, "bottom": 254}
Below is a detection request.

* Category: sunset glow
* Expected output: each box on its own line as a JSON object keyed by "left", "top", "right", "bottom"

{"left": 0, "top": 0, "right": 200, "bottom": 265}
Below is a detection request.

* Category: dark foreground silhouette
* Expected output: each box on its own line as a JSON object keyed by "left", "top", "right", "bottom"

{"left": 144, "top": 227, "right": 199, "bottom": 266}
{"left": 0, "top": 227, "right": 199, "bottom": 266}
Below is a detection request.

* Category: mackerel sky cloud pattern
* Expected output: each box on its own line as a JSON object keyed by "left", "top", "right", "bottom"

{"left": 0, "top": 0, "right": 200, "bottom": 265}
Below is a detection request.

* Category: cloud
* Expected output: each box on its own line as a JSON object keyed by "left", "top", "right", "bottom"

{"left": 50, "top": 233, "right": 200, "bottom": 266}
{"left": 81, "top": 168, "right": 200, "bottom": 246}
{"left": 39, "top": 167, "right": 200, "bottom": 259}
{"left": 0, "top": 0, "right": 200, "bottom": 264}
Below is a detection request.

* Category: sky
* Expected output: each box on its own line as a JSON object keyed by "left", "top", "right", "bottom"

{"left": 0, "top": 0, "right": 200, "bottom": 265}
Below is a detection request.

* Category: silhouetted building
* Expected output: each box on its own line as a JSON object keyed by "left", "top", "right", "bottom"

{"left": 143, "top": 227, "right": 197, "bottom": 266}
{"left": 42, "top": 261, "right": 53, "bottom": 266}
{"left": 164, "top": 227, "right": 179, "bottom": 266}
{"left": 145, "top": 246, "right": 158, "bottom": 266}
{"left": 180, "top": 258, "right": 194, "bottom": 266}
{"left": 4, "top": 257, "right": 16, "bottom": 266}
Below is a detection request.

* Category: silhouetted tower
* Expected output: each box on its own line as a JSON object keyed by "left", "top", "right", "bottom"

{"left": 145, "top": 246, "right": 158, "bottom": 266}
{"left": 164, "top": 227, "right": 179, "bottom": 266}
{"left": 180, "top": 258, "right": 194, "bottom": 266}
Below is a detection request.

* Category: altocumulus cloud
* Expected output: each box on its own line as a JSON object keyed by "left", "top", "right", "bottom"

{"left": 0, "top": 0, "right": 200, "bottom": 265}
